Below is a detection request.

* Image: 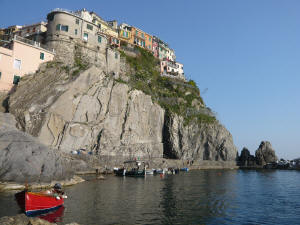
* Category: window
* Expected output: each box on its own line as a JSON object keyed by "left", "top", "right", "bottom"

{"left": 27, "top": 28, "right": 30, "bottom": 33}
{"left": 141, "top": 33, "right": 144, "bottom": 38}
{"left": 61, "top": 25, "right": 68, "bottom": 32}
{"left": 149, "top": 37, "right": 151, "bottom": 42}
{"left": 33, "top": 27, "right": 36, "bottom": 32}
{"left": 98, "top": 36, "right": 102, "bottom": 43}
{"left": 13, "top": 75, "right": 20, "bottom": 84}
{"left": 115, "top": 52, "right": 118, "bottom": 59}
{"left": 0, "top": 72, "right": 2, "bottom": 80}
{"left": 14, "top": 59, "right": 21, "bottom": 70}
{"left": 136, "top": 30, "right": 138, "bottom": 36}
{"left": 75, "top": 29, "right": 78, "bottom": 35}
{"left": 83, "top": 33, "right": 88, "bottom": 41}
{"left": 56, "top": 24, "right": 68, "bottom": 32}
{"left": 148, "top": 45, "right": 151, "bottom": 49}
{"left": 76, "top": 19, "right": 79, "bottom": 25}
{"left": 40, "top": 52, "right": 44, "bottom": 60}
{"left": 87, "top": 24, "right": 93, "bottom": 30}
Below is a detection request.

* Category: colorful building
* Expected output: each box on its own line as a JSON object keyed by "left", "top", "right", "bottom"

{"left": 0, "top": 25, "right": 22, "bottom": 42}
{"left": 118, "top": 23, "right": 132, "bottom": 43}
{"left": 46, "top": 8, "right": 119, "bottom": 49}
{"left": 152, "top": 36, "right": 159, "bottom": 58}
{"left": 15, "top": 22, "right": 47, "bottom": 43}
{"left": 120, "top": 25, "right": 153, "bottom": 52}
{"left": 88, "top": 11, "right": 120, "bottom": 48}
{"left": 46, "top": 8, "right": 108, "bottom": 49}
{"left": 0, "top": 36, "right": 55, "bottom": 91}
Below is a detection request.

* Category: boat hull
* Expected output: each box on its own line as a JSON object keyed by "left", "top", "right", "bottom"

{"left": 15, "top": 191, "right": 64, "bottom": 216}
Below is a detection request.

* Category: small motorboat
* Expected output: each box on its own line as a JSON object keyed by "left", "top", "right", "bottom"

{"left": 180, "top": 167, "right": 189, "bottom": 172}
{"left": 154, "top": 168, "right": 167, "bottom": 175}
{"left": 145, "top": 169, "right": 155, "bottom": 175}
{"left": 15, "top": 183, "right": 66, "bottom": 216}
{"left": 115, "top": 160, "right": 147, "bottom": 177}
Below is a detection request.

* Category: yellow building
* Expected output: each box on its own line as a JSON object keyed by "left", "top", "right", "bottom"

{"left": 1, "top": 25, "right": 23, "bottom": 41}
{"left": 118, "top": 23, "right": 132, "bottom": 43}
{"left": 89, "top": 11, "right": 120, "bottom": 48}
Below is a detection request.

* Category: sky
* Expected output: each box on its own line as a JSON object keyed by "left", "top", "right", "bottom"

{"left": 1, "top": 0, "right": 299, "bottom": 159}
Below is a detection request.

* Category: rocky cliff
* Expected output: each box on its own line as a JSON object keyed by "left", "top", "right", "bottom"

{"left": 0, "top": 112, "right": 87, "bottom": 183}
{"left": 4, "top": 45, "right": 237, "bottom": 176}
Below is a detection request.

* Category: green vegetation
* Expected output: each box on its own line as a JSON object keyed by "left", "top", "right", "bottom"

{"left": 119, "top": 46, "right": 216, "bottom": 125}
{"left": 72, "top": 46, "right": 89, "bottom": 78}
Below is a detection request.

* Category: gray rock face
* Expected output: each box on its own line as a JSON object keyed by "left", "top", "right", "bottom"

{"left": 8, "top": 54, "right": 237, "bottom": 165}
{"left": 238, "top": 147, "right": 256, "bottom": 166}
{"left": 163, "top": 113, "right": 237, "bottom": 161}
{"left": 0, "top": 113, "right": 87, "bottom": 183}
{"left": 9, "top": 65, "right": 165, "bottom": 160}
{"left": 255, "top": 141, "right": 278, "bottom": 166}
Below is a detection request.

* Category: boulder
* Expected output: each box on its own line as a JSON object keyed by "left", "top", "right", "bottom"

{"left": 0, "top": 113, "right": 88, "bottom": 183}
{"left": 255, "top": 141, "right": 278, "bottom": 166}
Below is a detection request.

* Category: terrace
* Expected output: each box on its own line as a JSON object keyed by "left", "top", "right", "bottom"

{"left": 13, "top": 35, "right": 55, "bottom": 53}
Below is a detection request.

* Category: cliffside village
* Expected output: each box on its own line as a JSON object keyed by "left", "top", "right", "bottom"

{"left": 0, "top": 8, "right": 185, "bottom": 91}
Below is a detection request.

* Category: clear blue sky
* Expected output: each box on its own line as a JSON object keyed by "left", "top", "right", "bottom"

{"left": 1, "top": 0, "right": 299, "bottom": 159}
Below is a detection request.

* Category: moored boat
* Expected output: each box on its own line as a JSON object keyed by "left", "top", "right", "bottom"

{"left": 115, "top": 160, "right": 147, "bottom": 177}
{"left": 180, "top": 167, "right": 189, "bottom": 172}
{"left": 15, "top": 183, "right": 66, "bottom": 216}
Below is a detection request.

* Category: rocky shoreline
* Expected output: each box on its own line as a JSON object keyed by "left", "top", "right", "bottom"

{"left": 0, "top": 214, "right": 79, "bottom": 225}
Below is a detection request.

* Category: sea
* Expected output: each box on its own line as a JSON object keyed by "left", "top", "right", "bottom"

{"left": 0, "top": 169, "right": 300, "bottom": 225}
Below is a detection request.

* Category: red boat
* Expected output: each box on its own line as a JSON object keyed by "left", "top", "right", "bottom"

{"left": 15, "top": 190, "right": 64, "bottom": 216}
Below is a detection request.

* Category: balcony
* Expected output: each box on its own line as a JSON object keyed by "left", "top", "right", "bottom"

{"left": 14, "top": 35, "right": 55, "bottom": 53}
{"left": 167, "top": 61, "right": 178, "bottom": 69}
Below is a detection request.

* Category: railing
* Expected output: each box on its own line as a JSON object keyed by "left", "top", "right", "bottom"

{"left": 51, "top": 8, "right": 82, "bottom": 18}
{"left": 167, "top": 61, "right": 178, "bottom": 68}
{"left": 14, "top": 35, "right": 55, "bottom": 53}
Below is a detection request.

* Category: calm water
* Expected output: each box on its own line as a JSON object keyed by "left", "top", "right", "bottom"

{"left": 1, "top": 170, "right": 300, "bottom": 224}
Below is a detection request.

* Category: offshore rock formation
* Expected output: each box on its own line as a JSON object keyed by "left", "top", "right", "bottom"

{"left": 238, "top": 147, "right": 256, "bottom": 167}
{"left": 0, "top": 112, "right": 88, "bottom": 183}
{"left": 238, "top": 141, "right": 278, "bottom": 167}
{"left": 255, "top": 141, "right": 278, "bottom": 166}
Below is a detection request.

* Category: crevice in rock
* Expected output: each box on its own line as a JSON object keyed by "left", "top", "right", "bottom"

{"left": 162, "top": 112, "right": 178, "bottom": 159}
{"left": 104, "top": 81, "right": 115, "bottom": 117}
{"left": 120, "top": 100, "right": 130, "bottom": 141}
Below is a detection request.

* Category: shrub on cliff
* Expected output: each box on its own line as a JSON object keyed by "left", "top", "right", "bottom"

{"left": 119, "top": 46, "right": 215, "bottom": 125}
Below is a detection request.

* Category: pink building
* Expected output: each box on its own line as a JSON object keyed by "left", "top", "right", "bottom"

{"left": 152, "top": 36, "right": 159, "bottom": 58}
{"left": 0, "top": 36, "right": 55, "bottom": 91}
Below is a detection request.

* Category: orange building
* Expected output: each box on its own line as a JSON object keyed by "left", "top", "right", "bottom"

{"left": 129, "top": 26, "right": 152, "bottom": 52}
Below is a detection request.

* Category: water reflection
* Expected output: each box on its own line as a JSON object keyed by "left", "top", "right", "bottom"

{"left": 1, "top": 170, "right": 300, "bottom": 225}
{"left": 37, "top": 206, "right": 65, "bottom": 223}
